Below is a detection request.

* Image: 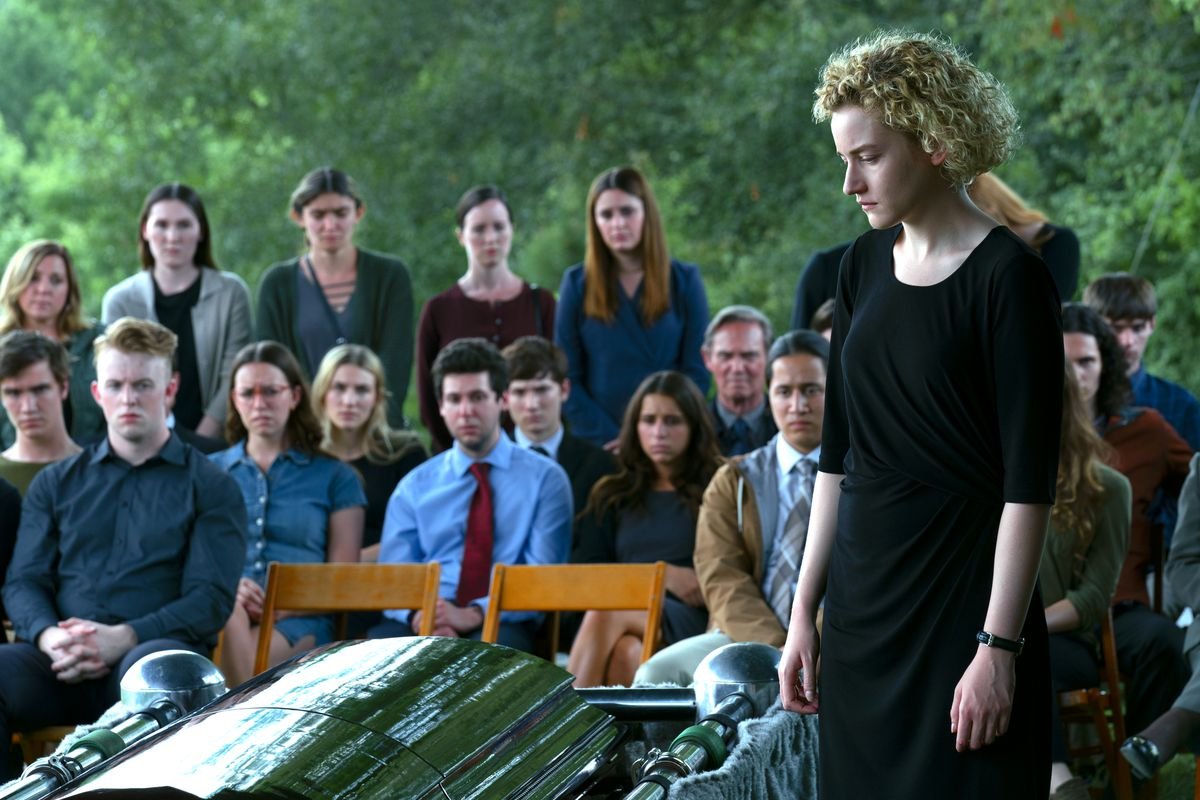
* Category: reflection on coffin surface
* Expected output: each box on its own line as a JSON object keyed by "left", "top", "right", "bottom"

{"left": 54, "top": 637, "right": 624, "bottom": 799}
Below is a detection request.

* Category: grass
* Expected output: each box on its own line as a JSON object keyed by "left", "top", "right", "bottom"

{"left": 1161, "top": 754, "right": 1194, "bottom": 799}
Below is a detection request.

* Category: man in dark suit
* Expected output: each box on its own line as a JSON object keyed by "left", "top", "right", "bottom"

{"left": 502, "top": 336, "right": 615, "bottom": 546}
{"left": 702, "top": 305, "right": 777, "bottom": 457}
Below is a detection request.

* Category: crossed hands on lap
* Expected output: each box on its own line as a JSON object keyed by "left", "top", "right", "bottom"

{"left": 37, "top": 619, "right": 137, "bottom": 684}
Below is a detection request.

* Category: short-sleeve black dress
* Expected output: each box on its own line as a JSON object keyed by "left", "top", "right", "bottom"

{"left": 816, "top": 226, "right": 1062, "bottom": 799}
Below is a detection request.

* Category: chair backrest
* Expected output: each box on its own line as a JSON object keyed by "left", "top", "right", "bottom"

{"left": 480, "top": 562, "right": 667, "bottom": 664}
{"left": 1056, "top": 608, "right": 1132, "bottom": 800}
{"left": 254, "top": 561, "right": 441, "bottom": 674}
{"left": 1096, "top": 608, "right": 1127, "bottom": 745}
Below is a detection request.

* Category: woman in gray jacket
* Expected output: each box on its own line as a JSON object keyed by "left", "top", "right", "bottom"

{"left": 103, "top": 183, "right": 252, "bottom": 438}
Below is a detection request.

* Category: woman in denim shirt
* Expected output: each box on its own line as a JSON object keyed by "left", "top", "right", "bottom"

{"left": 213, "top": 340, "right": 365, "bottom": 686}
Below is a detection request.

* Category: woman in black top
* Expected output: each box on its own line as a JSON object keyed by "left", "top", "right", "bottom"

{"left": 103, "top": 183, "right": 253, "bottom": 438}
{"left": 969, "top": 172, "right": 1080, "bottom": 301}
{"left": 778, "top": 32, "right": 1062, "bottom": 799}
{"left": 568, "top": 370, "right": 722, "bottom": 687}
{"left": 312, "top": 343, "right": 426, "bottom": 562}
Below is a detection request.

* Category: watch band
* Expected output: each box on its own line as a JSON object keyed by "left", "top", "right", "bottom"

{"left": 976, "top": 630, "right": 1024, "bottom": 655}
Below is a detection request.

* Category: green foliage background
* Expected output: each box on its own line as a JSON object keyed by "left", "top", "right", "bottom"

{"left": 1, "top": 0, "right": 1198, "bottom": 398}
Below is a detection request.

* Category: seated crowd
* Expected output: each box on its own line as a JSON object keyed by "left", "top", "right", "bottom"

{"left": 0, "top": 168, "right": 1198, "bottom": 795}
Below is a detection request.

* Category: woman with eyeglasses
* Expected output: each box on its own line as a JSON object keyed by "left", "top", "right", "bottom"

{"left": 212, "top": 341, "right": 365, "bottom": 686}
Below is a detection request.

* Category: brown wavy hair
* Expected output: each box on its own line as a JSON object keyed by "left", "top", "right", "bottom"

{"left": 1052, "top": 362, "right": 1112, "bottom": 544}
{"left": 583, "top": 166, "right": 671, "bottom": 324}
{"left": 1061, "top": 302, "right": 1131, "bottom": 419}
{"left": 584, "top": 371, "right": 722, "bottom": 518}
{"left": 225, "top": 340, "right": 324, "bottom": 455}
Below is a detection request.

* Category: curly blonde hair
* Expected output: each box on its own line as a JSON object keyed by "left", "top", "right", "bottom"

{"left": 813, "top": 31, "right": 1019, "bottom": 187}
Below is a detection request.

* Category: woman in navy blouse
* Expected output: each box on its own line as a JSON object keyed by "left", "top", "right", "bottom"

{"left": 213, "top": 340, "right": 365, "bottom": 686}
{"left": 555, "top": 167, "right": 710, "bottom": 449}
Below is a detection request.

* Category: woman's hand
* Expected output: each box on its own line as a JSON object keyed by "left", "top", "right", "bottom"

{"left": 950, "top": 646, "right": 1016, "bottom": 751}
{"left": 778, "top": 610, "right": 821, "bottom": 714}
{"left": 237, "top": 578, "right": 265, "bottom": 622}
{"left": 664, "top": 564, "right": 704, "bottom": 607}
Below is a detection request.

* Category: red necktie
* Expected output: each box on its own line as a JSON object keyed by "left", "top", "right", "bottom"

{"left": 456, "top": 462, "right": 494, "bottom": 605}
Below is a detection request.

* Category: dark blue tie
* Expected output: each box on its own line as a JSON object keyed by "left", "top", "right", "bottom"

{"left": 729, "top": 418, "right": 753, "bottom": 456}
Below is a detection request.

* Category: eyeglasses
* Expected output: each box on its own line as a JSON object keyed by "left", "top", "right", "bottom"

{"left": 235, "top": 384, "right": 292, "bottom": 401}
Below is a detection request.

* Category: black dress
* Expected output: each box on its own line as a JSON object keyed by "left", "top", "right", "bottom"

{"left": 575, "top": 490, "right": 708, "bottom": 644}
{"left": 817, "top": 226, "right": 1062, "bottom": 799}
{"left": 345, "top": 447, "right": 426, "bottom": 638}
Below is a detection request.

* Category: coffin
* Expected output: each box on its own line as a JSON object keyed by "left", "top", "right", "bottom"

{"left": 52, "top": 637, "right": 624, "bottom": 799}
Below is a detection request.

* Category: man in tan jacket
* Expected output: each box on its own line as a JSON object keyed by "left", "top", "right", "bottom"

{"left": 636, "top": 330, "right": 828, "bottom": 684}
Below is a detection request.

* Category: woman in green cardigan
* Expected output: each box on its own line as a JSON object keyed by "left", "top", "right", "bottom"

{"left": 257, "top": 167, "right": 414, "bottom": 429}
{"left": 1043, "top": 364, "right": 1132, "bottom": 800}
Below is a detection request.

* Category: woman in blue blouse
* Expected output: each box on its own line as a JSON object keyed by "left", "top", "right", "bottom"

{"left": 555, "top": 167, "right": 710, "bottom": 449}
{"left": 214, "top": 340, "right": 365, "bottom": 686}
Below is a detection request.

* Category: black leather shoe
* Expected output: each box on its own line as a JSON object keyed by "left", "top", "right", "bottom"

{"left": 1120, "top": 735, "right": 1161, "bottom": 781}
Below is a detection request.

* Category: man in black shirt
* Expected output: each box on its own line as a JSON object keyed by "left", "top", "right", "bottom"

{"left": 0, "top": 317, "right": 246, "bottom": 779}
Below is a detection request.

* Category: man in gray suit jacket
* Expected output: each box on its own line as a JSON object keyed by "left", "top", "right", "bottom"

{"left": 1123, "top": 453, "right": 1200, "bottom": 778}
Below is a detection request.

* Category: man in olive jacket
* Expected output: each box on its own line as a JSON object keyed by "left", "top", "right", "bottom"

{"left": 635, "top": 330, "right": 828, "bottom": 685}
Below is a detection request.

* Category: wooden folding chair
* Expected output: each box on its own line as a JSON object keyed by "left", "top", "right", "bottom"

{"left": 253, "top": 561, "right": 440, "bottom": 675}
{"left": 16, "top": 725, "right": 74, "bottom": 764}
{"left": 1057, "top": 609, "right": 1134, "bottom": 800}
{"left": 480, "top": 562, "right": 667, "bottom": 664}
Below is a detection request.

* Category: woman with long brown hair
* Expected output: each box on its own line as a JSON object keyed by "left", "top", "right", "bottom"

{"left": 103, "top": 183, "right": 252, "bottom": 439}
{"left": 567, "top": 370, "right": 722, "bottom": 687}
{"left": 213, "top": 341, "right": 365, "bottom": 686}
{"left": 554, "top": 167, "right": 710, "bottom": 450}
{"left": 1042, "top": 364, "right": 1131, "bottom": 799}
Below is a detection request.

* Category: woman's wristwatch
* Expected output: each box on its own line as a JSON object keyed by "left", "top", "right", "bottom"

{"left": 976, "top": 630, "right": 1024, "bottom": 656}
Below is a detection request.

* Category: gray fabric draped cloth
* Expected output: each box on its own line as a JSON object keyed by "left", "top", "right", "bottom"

{"left": 668, "top": 700, "right": 819, "bottom": 799}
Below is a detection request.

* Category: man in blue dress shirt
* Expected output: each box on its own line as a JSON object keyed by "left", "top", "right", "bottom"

{"left": 372, "top": 338, "right": 572, "bottom": 652}
{"left": 0, "top": 318, "right": 246, "bottom": 780}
